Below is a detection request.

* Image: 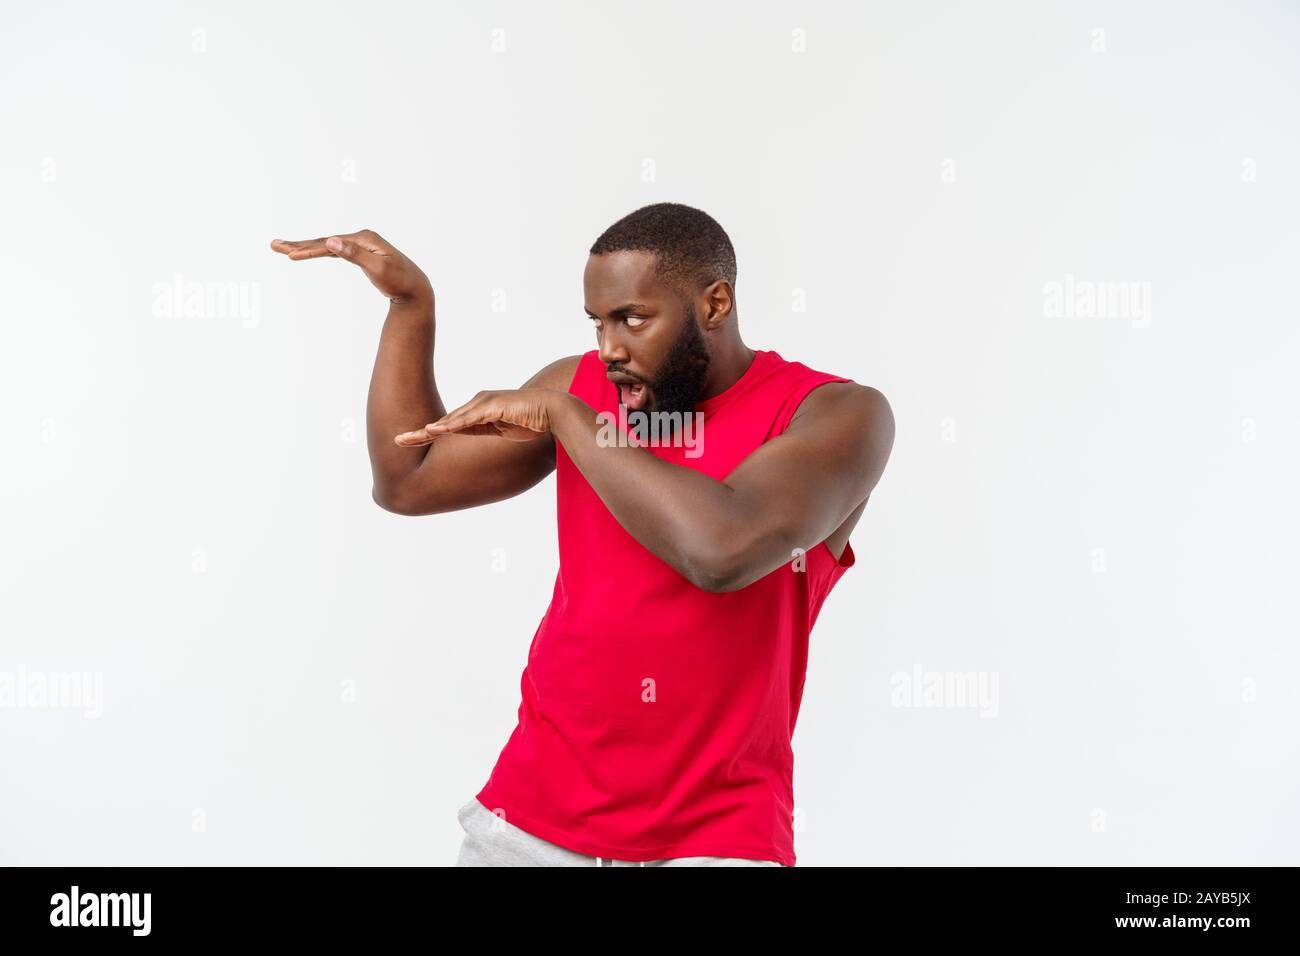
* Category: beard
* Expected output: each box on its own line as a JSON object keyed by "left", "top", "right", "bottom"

{"left": 645, "top": 301, "right": 712, "bottom": 427}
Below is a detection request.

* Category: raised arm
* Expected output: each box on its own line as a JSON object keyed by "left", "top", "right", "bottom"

{"left": 270, "top": 229, "right": 579, "bottom": 515}
{"left": 405, "top": 379, "right": 894, "bottom": 590}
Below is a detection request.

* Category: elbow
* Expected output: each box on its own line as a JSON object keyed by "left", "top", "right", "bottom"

{"left": 695, "top": 571, "right": 742, "bottom": 594}
{"left": 697, "top": 563, "right": 751, "bottom": 594}
{"left": 372, "top": 483, "right": 428, "bottom": 516}
{"left": 371, "top": 485, "right": 406, "bottom": 514}
{"left": 685, "top": 543, "right": 744, "bottom": 594}
{"left": 689, "top": 526, "right": 801, "bottom": 593}
{"left": 688, "top": 568, "right": 731, "bottom": 594}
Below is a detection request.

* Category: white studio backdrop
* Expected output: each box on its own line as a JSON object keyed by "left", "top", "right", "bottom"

{"left": 1, "top": 0, "right": 1296, "bottom": 865}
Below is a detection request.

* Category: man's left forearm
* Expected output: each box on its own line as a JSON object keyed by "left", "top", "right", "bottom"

{"left": 546, "top": 390, "right": 739, "bottom": 590}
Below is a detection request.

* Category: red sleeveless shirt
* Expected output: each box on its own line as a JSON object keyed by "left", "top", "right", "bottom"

{"left": 475, "top": 348, "right": 857, "bottom": 866}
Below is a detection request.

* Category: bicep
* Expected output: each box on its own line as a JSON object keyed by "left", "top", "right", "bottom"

{"left": 717, "top": 383, "right": 894, "bottom": 584}
{"left": 383, "top": 354, "right": 582, "bottom": 515}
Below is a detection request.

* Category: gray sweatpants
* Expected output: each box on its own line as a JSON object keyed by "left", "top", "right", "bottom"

{"left": 455, "top": 797, "right": 784, "bottom": 866}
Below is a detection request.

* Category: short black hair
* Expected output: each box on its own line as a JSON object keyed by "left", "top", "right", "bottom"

{"left": 589, "top": 202, "right": 737, "bottom": 302}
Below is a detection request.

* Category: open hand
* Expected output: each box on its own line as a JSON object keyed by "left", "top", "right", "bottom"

{"left": 394, "top": 389, "right": 558, "bottom": 445}
{"left": 269, "top": 229, "right": 433, "bottom": 306}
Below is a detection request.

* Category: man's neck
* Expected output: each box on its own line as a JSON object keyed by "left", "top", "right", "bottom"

{"left": 700, "top": 342, "right": 757, "bottom": 402}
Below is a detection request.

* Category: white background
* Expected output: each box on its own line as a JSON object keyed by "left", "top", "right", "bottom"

{"left": 1, "top": 0, "right": 1296, "bottom": 865}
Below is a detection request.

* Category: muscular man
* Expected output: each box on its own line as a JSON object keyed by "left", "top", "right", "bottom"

{"left": 270, "top": 203, "right": 894, "bottom": 866}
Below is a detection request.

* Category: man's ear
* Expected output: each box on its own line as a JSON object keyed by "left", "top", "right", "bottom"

{"left": 703, "top": 280, "right": 735, "bottom": 326}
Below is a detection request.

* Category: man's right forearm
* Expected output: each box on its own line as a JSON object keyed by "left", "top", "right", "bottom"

{"left": 366, "top": 297, "right": 443, "bottom": 509}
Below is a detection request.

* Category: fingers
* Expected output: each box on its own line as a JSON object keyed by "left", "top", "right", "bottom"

{"left": 394, "top": 403, "right": 481, "bottom": 445}
{"left": 270, "top": 229, "right": 391, "bottom": 259}
{"left": 394, "top": 422, "right": 450, "bottom": 446}
{"left": 269, "top": 237, "right": 336, "bottom": 260}
{"left": 269, "top": 235, "right": 383, "bottom": 273}
{"left": 394, "top": 421, "right": 504, "bottom": 444}
{"left": 394, "top": 391, "right": 497, "bottom": 445}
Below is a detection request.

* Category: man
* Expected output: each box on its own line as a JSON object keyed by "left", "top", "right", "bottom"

{"left": 270, "top": 203, "right": 894, "bottom": 866}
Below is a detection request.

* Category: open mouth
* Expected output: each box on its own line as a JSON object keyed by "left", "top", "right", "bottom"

{"left": 618, "top": 381, "right": 650, "bottom": 411}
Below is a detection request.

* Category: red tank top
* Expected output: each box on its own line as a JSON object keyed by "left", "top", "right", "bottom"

{"left": 475, "top": 348, "right": 857, "bottom": 866}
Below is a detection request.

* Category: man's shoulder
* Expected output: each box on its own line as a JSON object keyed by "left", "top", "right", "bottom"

{"left": 527, "top": 353, "right": 588, "bottom": 392}
{"left": 787, "top": 377, "right": 891, "bottom": 433}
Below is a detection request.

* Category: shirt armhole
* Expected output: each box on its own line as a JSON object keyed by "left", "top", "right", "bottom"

{"left": 770, "top": 375, "right": 855, "bottom": 438}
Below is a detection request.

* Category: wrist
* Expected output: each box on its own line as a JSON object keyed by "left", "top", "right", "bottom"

{"left": 389, "top": 278, "right": 435, "bottom": 312}
{"left": 545, "top": 390, "right": 587, "bottom": 437}
{"left": 388, "top": 293, "right": 434, "bottom": 318}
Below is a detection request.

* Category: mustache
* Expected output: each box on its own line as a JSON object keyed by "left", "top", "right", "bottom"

{"left": 607, "top": 367, "right": 651, "bottom": 385}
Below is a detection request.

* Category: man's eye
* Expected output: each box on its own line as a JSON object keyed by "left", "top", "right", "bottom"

{"left": 588, "top": 314, "right": 645, "bottom": 328}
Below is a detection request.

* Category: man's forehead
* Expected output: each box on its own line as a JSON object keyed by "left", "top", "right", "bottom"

{"left": 584, "top": 250, "right": 663, "bottom": 303}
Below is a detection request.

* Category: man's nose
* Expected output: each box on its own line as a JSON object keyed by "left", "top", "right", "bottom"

{"left": 597, "top": 325, "right": 630, "bottom": 367}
